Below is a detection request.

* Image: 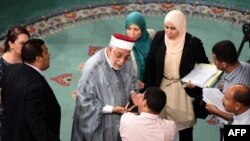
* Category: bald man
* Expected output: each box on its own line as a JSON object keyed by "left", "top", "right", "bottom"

{"left": 222, "top": 85, "right": 250, "bottom": 125}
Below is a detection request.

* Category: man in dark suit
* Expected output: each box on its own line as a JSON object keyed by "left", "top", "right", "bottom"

{"left": 1, "top": 39, "right": 61, "bottom": 141}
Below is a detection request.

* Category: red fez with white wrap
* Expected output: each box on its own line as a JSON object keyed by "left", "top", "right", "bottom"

{"left": 109, "top": 33, "right": 135, "bottom": 50}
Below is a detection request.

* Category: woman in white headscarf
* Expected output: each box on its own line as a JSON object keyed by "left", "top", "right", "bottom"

{"left": 145, "top": 10, "right": 209, "bottom": 141}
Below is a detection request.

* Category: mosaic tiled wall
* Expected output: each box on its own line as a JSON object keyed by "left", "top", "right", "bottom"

{"left": 0, "top": 1, "right": 249, "bottom": 50}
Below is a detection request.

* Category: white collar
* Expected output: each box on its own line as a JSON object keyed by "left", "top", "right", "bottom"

{"left": 233, "top": 108, "right": 250, "bottom": 121}
{"left": 25, "top": 63, "right": 44, "bottom": 76}
{"left": 104, "top": 48, "right": 113, "bottom": 69}
{"left": 140, "top": 112, "right": 159, "bottom": 119}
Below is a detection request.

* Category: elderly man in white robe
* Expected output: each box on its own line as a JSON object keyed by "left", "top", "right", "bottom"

{"left": 71, "top": 33, "right": 141, "bottom": 141}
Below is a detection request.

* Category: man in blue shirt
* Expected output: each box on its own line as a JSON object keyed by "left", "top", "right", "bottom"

{"left": 206, "top": 40, "right": 250, "bottom": 141}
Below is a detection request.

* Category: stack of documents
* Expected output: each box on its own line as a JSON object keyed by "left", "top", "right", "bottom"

{"left": 181, "top": 63, "right": 222, "bottom": 88}
{"left": 202, "top": 88, "right": 229, "bottom": 124}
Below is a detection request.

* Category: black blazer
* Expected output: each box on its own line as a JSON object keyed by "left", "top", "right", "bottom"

{"left": 145, "top": 31, "right": 210, "bottom": 118}
{"left": 1, "top": 63, "right": 61, "bottom": 141}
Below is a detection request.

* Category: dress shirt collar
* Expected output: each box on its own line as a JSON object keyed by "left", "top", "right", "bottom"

{"left": 25, "top": 63, "right": 44, "bottom": 76}
{"left": 140, "top": 112, "right": 160, "bottom": 119}
{"left": 224, "top": 63, "right": 242, "bottom": 82}
{"left": 233, "top": 108, "right": 250, "bottom": 123}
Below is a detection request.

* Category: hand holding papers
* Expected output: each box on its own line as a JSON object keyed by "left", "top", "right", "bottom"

{"left": 202, "top": 88, "right": 230, "bottom": 125}
{"left": 181, "top": 63, "right": 222, "bottom": 88}
{"left": 203, "top": 88, "right": 225, "bottom": 111}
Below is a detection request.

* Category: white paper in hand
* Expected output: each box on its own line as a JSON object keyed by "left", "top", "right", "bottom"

{"left": 202, "top": 88, "right": 229, "bottom": 124}
{"left": 181, "top": 63, "right": 218, "bottom": 88}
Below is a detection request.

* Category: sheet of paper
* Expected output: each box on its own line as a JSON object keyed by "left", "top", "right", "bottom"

{"left": 203, "top": 88, "right": 225, "bottom": 110}
{"left": 202, "top": 88, "right": 229, "bottom": 124}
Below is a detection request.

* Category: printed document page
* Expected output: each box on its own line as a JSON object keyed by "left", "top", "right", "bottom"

{"left": 202, "top": 88, "right": 229, "bottom": 124}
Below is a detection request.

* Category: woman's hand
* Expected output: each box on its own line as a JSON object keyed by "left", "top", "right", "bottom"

{"left": 137, "top": 80, "right": 145, "bottom": 89}
{"left": 183, "top": 80, "right": 196, "bottom": 89}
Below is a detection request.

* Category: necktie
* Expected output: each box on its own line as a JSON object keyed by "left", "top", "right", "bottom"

{"left": 216, "top": 75, "right": 226, "bottom": 91}
{"left": 227, "top": 117, "right": 234, "bottom": 125}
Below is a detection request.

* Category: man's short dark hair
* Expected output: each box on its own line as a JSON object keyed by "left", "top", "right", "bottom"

{"left": 143, "top": 87, "right": 166, "bottom": 114}
{"left": 21, "top": 39, "right": 45, "bottom": 64}
{"left": 212, "top": 40, "right": 238, "bottom": 65}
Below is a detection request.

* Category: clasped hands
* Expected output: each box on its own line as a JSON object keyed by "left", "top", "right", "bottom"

{"left": 112, "top": 92, "right": 143, "bottom": 114}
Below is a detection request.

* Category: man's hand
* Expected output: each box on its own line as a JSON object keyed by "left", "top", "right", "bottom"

{"left": 205, "top": 103, "right": 220, "bottom": 115}
{"left": 206, "top": 103, "right": 233, "bottom": 121}
{"left": 113, "top": 106, "right": 126, "bottom": 114}
{"left": 131, "top": 92, "right": 143, "bottom": 106}
{"left": 112, "top": 102, "right": 137, "bottom": 114}
{"left": 207, "top": 115, "right": 217, "bottom": 125}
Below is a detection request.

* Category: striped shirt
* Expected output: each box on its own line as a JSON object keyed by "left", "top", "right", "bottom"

{"left": 215, "top": 61, "right": 250, "bottom": 127}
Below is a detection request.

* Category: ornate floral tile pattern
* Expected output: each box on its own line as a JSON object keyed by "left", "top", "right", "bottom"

{"left": 0, "top": 2, "right": 249, "bottom": 47}
{"left": 0, "top": 2, "right": 249, "bottom": 87}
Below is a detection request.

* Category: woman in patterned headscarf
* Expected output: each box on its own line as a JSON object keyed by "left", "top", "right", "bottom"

{"left": 145, "top": 10, "right": 209, "bottom": 141}
{"left": 125, "top": 11, "right": 155, "bottom": 91}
